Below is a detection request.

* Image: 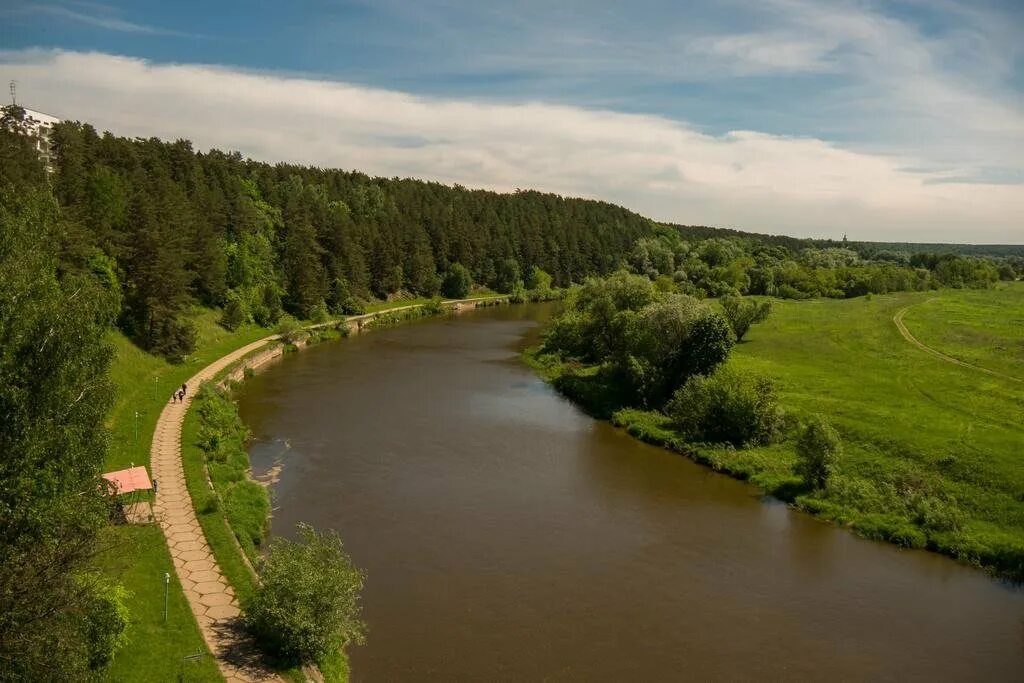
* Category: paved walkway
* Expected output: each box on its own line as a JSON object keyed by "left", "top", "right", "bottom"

{"left": 151, "top": 335, "right": 281, "bottom": 683}
{"left": 893, "top": 303, "right": 1021, "bottom": 384}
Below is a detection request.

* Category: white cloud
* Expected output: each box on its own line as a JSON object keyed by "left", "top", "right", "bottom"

{"left": 686, "top": 32, "right": 837, "bottom": 74}
{"left": 2, "top": 49, "right": 1021, "bottom": 242}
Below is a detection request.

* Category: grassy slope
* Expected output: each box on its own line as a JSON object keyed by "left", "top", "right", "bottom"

{"left": 102, "top": 309, "right": 267, "bottom": 682}
{"left": 729, "top": 286, "right": 1024, "bottom": 557}
{"left": 536, "top": 284, "right": 1024, "bottom": 576}
{"left": 96, "top": 525, "right": 223, "bottom": 681}
{"left": 105, "top": 308, "right": 269, "bottom": 472}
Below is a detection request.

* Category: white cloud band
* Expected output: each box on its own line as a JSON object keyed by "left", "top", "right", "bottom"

{"left": 3, "top": 49, "right": 1021, "bottom": 242}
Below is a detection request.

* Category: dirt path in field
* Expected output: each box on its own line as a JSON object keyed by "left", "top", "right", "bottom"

{"left": 892, "top": 303, "right": 1022, "bottom": 384}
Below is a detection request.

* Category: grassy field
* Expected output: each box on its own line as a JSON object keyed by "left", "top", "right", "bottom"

{"left": 534, "top": 283, "right": 1024, "bottom": 577}
{"left": 901, "top": 285, "right": 1024, "bottom": 380}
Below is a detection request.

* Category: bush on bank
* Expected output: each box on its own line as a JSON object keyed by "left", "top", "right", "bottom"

{"left": 244, "top": 524, "right": 366, "bottom": 665}
{"left": 529, "top": 274, "right": 1024, "bottom": 579}
{"left": 667, "top": 366, "right": 784, "bottom": 447}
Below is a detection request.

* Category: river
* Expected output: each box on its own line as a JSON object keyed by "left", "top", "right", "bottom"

{"left": 236, "top": 303, "right": 1024, "bottom": 681}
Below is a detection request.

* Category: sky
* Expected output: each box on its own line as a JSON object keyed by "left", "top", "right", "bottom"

{"left": 1, "top": 0, "right": 1022, "bottom": 243}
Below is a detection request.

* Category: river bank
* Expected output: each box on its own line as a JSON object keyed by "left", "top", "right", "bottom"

{"left": 526, "top": 286, "right": 1024, "bottom": 580}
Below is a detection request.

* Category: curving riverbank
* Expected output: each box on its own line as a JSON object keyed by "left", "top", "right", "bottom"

{"left": 150, "top": 296, "right": 508, "bottom": 681}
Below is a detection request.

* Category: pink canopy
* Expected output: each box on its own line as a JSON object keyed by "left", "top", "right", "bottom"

{"left": 103, "top": 466, "right": 153, "bottom": 495}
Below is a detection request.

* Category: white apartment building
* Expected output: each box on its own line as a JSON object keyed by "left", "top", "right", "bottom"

{"left": 22, "top": 108, "right": 61, "bottom": 171}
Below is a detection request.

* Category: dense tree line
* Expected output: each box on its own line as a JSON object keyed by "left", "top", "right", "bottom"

{"left": 40, "top": 117, "right": 654, "bottom": 357}
{"left": 4, "top": 107, "right": 1014, "bottom": 360}
{"left": 625, "top": 229, "right": 1010, "bottom": 301}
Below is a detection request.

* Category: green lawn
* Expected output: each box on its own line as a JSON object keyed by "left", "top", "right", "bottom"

{"left": 536, "top": 285, "right": 1024, "bottom": 577}
{"left": 96, "top": 525, "right": 221, "bottom": 682}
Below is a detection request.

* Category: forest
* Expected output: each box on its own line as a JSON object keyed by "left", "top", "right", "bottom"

{"left": 4, "top": 104, "right": 1021, "bottom": 363}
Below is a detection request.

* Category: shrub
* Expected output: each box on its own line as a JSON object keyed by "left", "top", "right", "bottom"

{"left": 441, "top": 262, "right": 472, "bottom": 299}
{"left": 795, "top": 416, "right": 842, "bottom": 489}
{"left": 912, "top": 495, "right": 965, "bottom": 533}
{"left": 200, "top": 493, "right": 220, "bottom": 514}
{"left": 274, "top": 315, "right": 304, "bottom": 345}
{"left": 613, "top": 299, "right": 735, "bottom": 407}
{"left": 78, "top": 577, "right": 130, "bottom": 671}
{"left": 422, "top": 296, "right": 446, "bottom": 315}
{"left": 541, "top": 309, "right": 591, "bottom": 359}
{"left": 525, "top": 266, "right": 553, "bottom": 292}
{"left": 220, "top": 291, "right": 247, "bottom": 331}
{"left": 330, "top": 277, "right": 365, "bottom": 315}
{"left": 666, "top": 366, "right": 783, "bottom": 447}
{"left": 508, "top": 280, "right": 527, "bottom": 304}
{"left": 719, "top": 295, "right": 771, "bottom": 341}
{"left": 225, "top": 481, "right": 271, "bottom": 550}
{"left": 244, "top": 524, "right": 366, "bottom": 664}
{"left": 309, "top": 300, "right": 330, "bottom": 324}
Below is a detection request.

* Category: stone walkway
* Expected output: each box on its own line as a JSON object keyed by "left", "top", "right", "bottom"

{"left": 151, "top": 335, "right": 281, "bottom": 683}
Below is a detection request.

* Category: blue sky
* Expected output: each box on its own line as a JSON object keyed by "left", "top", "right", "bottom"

{"left": 2, "top": 0, "right": 1022, "bottom": 241}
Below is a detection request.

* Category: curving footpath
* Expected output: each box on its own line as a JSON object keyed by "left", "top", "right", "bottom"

{"left": 150, "top": 297, "right": 506, "bottom": 681}
{"left": 893, "top": 303, "right": 1021, "bottom": 384}
{"left": 151, "top": 334, "right": 282, "bottom": 682}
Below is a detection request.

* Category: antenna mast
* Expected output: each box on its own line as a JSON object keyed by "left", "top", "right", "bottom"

{"left": 9, "top": 80, "right": 16, "bottom": 105}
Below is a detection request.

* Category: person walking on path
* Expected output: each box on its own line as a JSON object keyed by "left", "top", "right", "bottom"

{"left": 171, "top": 392, "right": 177, "bottom": 403}
{"left": 181, "top": 382, "right": 188, "bottom": 397}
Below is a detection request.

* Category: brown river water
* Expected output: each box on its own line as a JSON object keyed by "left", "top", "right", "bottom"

{"left": 236, "top": 303, "right": 1024, "bottom": 681}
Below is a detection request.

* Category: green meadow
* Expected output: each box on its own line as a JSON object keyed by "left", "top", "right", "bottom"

{"left": 542, "top": 283, "right": 1024, "bottom": 577}
{"left": 900, "top": 287, "right": 1024, "bottom": 380}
